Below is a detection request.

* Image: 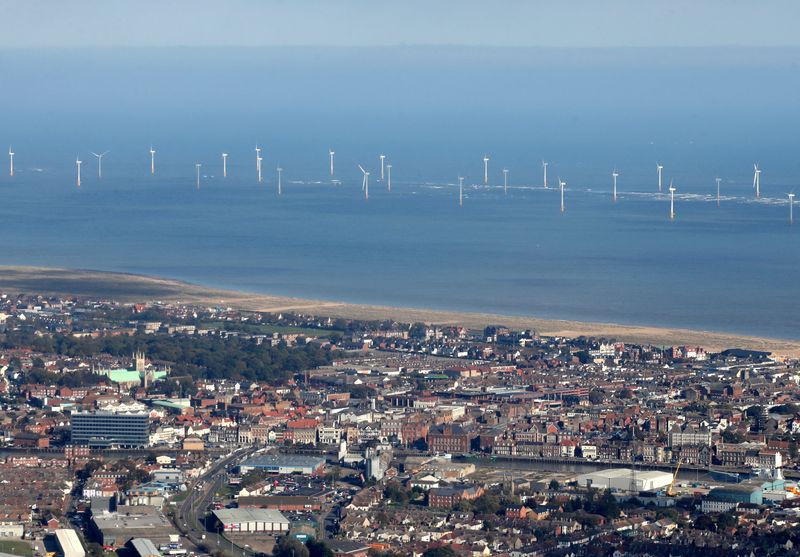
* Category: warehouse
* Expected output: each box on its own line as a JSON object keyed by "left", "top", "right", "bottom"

{"left": 128, "top": 538, "right": 161, "bottom": 557}
{"left": 238, "top": 454, "right": 325, "bottom": 476}
{"left": 212, "top": 509, "right": 290, "bottom": 533}
{"left": 576, "top": 468, "right": 673, "bottom": 492}
{"left": 90, "top": 506, "right": 179, "bottom": 547}
{"left": 54, "top": 529, "right": 85, "bottom": 557}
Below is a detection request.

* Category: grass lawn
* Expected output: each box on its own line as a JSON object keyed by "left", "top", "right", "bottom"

{"left": 0, "top": 541, "right": 32, "bottom": 557}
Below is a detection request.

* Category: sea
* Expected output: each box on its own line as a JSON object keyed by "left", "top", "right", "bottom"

{"left": 0, "top": 46, "right": 798, "bottom": 339}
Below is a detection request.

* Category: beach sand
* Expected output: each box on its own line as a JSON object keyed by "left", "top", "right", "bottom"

{"left": 0, "top": 265, "right": 798, "bottom": 358}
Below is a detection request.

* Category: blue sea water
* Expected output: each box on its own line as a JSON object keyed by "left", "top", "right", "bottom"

{"left": 0, "top": 47, "right": 798, "bottom": 339}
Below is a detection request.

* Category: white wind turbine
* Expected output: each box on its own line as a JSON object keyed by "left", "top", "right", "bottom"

{"left": 90, "top": 151, "right": 109, "bottom": 179}
{"left": 222, "top": 153, "right": 228, "bottom": 178}
{"left": 657, "top": 163, "right": 663, "bottom": 192}
{"left": 358, "top": 165, "right": 369, "bottom": 200}
{"left": 542, "top": 160, "right": 548, "bottom": 188}
{"left": 277, "top": 165, "right": 283, "bottom": 195}
{"left": 8, "top": 146, "right": 14, "bottom": 177}
{"left": 379, "top": 154, "right": 385, "bottom": 181}
{"left": 76, "top": 156, "right": 82, "bottom": 187}
{"left": 149, "top": 145, "right": 156, "bottom": 175}
{"left": 716, "top": 177, "right": 721, "bottom": 207}
{"left": 386, "top": 164, "right": 392, "bottom": 191}
{"left": 503, "top": 168, "right": 509, "bottom": 195}
{"left": 558, "top": 177, "right": 566, "bottom": 213}
{"left": 483, "top": 156, "right": 489, "bottom": 185}
{"left": 255, "top": 146, "right": 262, "bottom": 181}
{"left": 458, "top": 176, "right": 464, "bottom": 207}
{"left": 669, "top": 180, "right": 676, "bottom": 220}
{"left": 612, "top": 168, "right": 619, "bottom": 202}
{"left": 753, "top": 163, "right": 761, "bottom": 198}
{"left": 329, "top": 149, "right": 335, "bottom": 176}
{"left": 195, "top": 163, "right": 202, "bottom": 189}
{"left": 789, "top": 193, "right": 795, "bottom": 225}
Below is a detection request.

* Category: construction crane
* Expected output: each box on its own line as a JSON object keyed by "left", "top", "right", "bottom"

{"left": 666, "top": 459, "right": 682, "bottom": 496}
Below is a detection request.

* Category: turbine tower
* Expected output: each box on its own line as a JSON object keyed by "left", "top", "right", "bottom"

{"left": 329, "top": 149, "right": 335, "bottom": 176}
{"left": 669, "top": 181, "right": 676, "bottom": 220}
{"left": 195, "top": 163, "right": 201, "bottom": 189}
{"left": 222, "top": 153, "right": 228, "bottom": 178}
{"left": 255, "top": 145, "right": 262, "bottom": 181}
{"left": 542, "top": 160, "right": 548, "bottom": 188}
{"left": 386, "top": 164, "right": 392, "bottom": 191}
{"left": 559, "top": 177, "right": 566, "bottom": 213}
{"left": 503, "top": 168, "right": 509, "bottom": 195}
{"left": 358, "top": 165, "right": 369, "bottom": 200}
{"left": 90, "top": 151, "right": 108, "bottom": 179}
{"left": 789, "top": 193, "right": 795, "bottom": 225}
{"left": 149, "top": 145, "right": 156, "bottom": 175}
{"left": 657, "top": 163, "right": 663, "bottom": 192}
{"left": 716, "top": 177, "right": 721, "bottom": 207}
{"left": 458, "top": 176, "right": 464, "bottom": 207}
{"left": 612, "top": 168, "right": 619, "bottom": 202}
{"left": 276, "top": 165, "right": 283, "bottom": 195}
{"left": 76, "top": 156, "right": 82, "bottom": 187}
{"left": 8, "top": 146, "right": 14, "bottom": 177}
{"left": 483, "top": 156, "right": 490, "bottom": 185}
{"left": 753, "top": 164, "right": 761, "bottom": 198}
{"left": 379, "top": 154, "right": 385, "bottom": 181}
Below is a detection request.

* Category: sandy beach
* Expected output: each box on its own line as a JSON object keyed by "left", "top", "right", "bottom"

{"left": 0, "top": 265, "right": 798, "bottom": 358}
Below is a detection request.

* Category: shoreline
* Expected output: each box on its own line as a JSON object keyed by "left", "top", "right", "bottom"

{"left": 0, "top": 265, "right": 798, "bottom": 358}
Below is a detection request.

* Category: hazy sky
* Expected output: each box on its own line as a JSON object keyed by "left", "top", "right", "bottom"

{"left": 4, "top": 0, "right": 800, "bottom": 49}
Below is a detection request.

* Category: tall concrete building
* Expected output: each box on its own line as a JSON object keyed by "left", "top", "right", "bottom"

{"left": 71, "top": 411, "right": 150, "bottom": 448}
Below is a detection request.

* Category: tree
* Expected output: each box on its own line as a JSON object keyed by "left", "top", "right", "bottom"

{"left": 548, "top": 479, "right": 560, "bottom": 490}
{"left": 273, "top": 537, "right": 309, "bottom": 557}
{"left": 306, "top": 540, "right": 333, "bottom": 557}
{"left": 470, "top": 493, "right": 501, "bottom": 515}
{"left": 422, "top": 547, "right": 456, "bottom": 557}
{"left": 588, "top": 389, "right": 605, "bottom": 404}
{"left": 693, "top": 514, "right": 716, "bottom": 531}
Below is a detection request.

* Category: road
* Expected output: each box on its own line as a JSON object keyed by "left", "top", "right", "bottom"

{"left": 174, "top": 447, "right": 258, "bottom": 556}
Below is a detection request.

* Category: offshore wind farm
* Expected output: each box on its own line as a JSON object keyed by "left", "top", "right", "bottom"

{"left": 0, "top": 46, "right": 799, "bottom": 342}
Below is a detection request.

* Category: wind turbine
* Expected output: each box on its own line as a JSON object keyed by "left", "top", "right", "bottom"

{"left": 657, "top": 163, "right": 663, "bottom": 192}
{"left": 222, "top": 153, "right": 228, "bottom": 178}
{"left": 458, "top": 176, "right": 464, "bottom": 207}
{"left": 255, "top": 146, "right": 262, "bottom": 181}
{"left": 386, "top": 164, "right": 392, "bottom": 191}
{"left": 90, "top": 151, "right": 109, "bottom": 179}
{"left": 669, "top": 180, "right": 676, "bottom": 220}
{"left": 358, "top": 165, "right": 369, "bottom": 200}
{"left": 542, "top": 160, "right": 548, "bottom": 188}
{"left": 329, "top": 149, "right": 335, "bottom": 176}
{"left": 195, "top": 163, "right": 202, "bottom": 189}
{"left": 503, "top": 168, "right": 509, "bottom": 195}
{"left": 149, "top": 145, "right": 156, "bottom": 175}
{"left": 716, "top": 177, "right": 721, "bottom": 207}
{"left": 612, "top": 168, "right": 619, "bottom": 202}
{"left": 8, "top": 146, "right": 14, "bottom": 177}
{"left": 277, "top": 165, "right": 283, "bottom": 195}
{"left": 379, "top": 154, "right": 385, "bottom": 181}
{"left": 76, "top": 156, "right": 82, "bottom": 187}
{"left": 483, "top": 156, "right": 490, "bottom": 185}
{"left": 753, "top": 163, "right": 761, "bottom": 198}
{"left": 789, "top": 193, "right": 795, "bottom": 225}
{"left": 558, "top": 177, "right": 566, "bottom": 213}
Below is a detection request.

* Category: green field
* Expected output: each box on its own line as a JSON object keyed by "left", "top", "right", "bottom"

{"left": 0, "top": 541, "right": 32, "bottom": 557}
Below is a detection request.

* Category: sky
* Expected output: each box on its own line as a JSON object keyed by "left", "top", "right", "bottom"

{"left": 3, "top": 0, "right": 800, "bottom": 49}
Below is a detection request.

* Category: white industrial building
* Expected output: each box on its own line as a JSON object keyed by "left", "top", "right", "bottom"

{"left": 576, "top": 468, "right": 673, "bottom": 492}
{"left": 54, "top": 529, "right": 86, "bottom": 557}
{"left": 212, "top": 509, "right": 290, "bottom": 533}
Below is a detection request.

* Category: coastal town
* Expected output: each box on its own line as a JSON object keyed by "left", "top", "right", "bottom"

{"left": 0, "top": 292, "right": 799, "bottom": 557}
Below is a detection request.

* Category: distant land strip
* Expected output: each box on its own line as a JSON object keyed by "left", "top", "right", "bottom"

{"left": 0, "top": 265, "right": 797, "bottom": 358}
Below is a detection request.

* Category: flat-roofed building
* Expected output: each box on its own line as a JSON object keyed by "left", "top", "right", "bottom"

{"left": 238, "top": 454, "right": 325, "bottom": 476}
{"left": 212, "top": 509, "right": 290, "bottom": 533}
{"left": 90, "top": 507, "right": 178, "bottom": 548}
{"left": 576, "top": 468, "right": 673, "bottom": 492}
{"left": 71, "top": 411, "right": 149, "bottom": 448}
